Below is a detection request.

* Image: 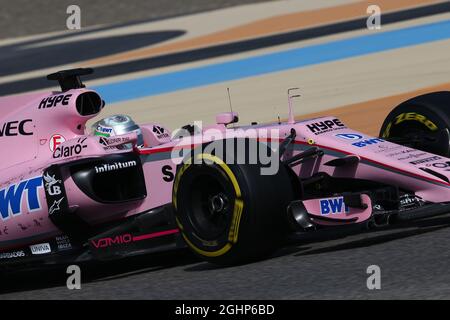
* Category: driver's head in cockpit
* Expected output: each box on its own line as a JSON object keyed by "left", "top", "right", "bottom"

{"left": 91, "top": 114, "right": 144, "bottom": 148}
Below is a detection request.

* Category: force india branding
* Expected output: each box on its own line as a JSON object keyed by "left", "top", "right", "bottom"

{"left": 0, "top": 177, "right": 42, "bottom": 220}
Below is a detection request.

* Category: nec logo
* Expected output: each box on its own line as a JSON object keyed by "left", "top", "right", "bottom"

{"left": 39, "top": 94, "right": 72, "bottom": 109}
{"left": 352, "top": 138, "right": 384, "bottom": 147}
{"left": 0, "top": 119, "right": 33, "bottom": 137}
{"left": 320, "top": 197, "right": 349, "bottom": 215}
{"left": 91, "top": 234, "right": 133, "bottom": 248}
{"left": 307, "top": 119, "right": 345, "bottom": 135}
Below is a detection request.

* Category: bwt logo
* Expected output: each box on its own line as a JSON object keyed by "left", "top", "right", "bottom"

{"left": 320, "top": 197, "right": 349, "bottom": 215}
{"left": 352, "top": 138, "right": 384, "bottom": 148}
{"left": 336, "top": 133, "right": 363, "bottom": 140}
{"left": 0, "top": 177, "right": 42, "bottom": 220}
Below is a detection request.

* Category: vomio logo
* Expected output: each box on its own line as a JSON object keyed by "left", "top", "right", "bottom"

{"left": 0, "top": 177, "right": 42, "bottom": 220}
{"left": 320, "top": 197, "right": 349, "bottom": 215}
{"left": 91, "top": 234, "right": 133, "bottom": 248}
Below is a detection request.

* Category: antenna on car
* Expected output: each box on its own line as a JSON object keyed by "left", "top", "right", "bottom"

{"left": 287, "top": 87, "right": 300, "bottom": 124}
{"left": 227, "top": 87, "right": 235, "bottom": 128}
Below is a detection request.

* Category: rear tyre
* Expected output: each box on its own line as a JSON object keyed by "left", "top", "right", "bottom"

{"left": 379, "top": 91, "right": 450, "bottom": 156}
{"left": 173, "top": 140, "right": 296, "bottom": 266}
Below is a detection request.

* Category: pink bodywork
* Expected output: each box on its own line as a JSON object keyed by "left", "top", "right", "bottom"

{"left": 1, "top": 88, "right": 450, "bottom": 250}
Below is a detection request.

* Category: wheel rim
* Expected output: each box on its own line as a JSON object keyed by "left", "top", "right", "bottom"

{"left": 187, "top": 169, "right": 235, "bottom": 240}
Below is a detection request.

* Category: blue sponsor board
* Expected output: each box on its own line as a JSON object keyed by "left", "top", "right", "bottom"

{"left": 0, "top": 177, "right": 43, "bottom": 220}
{"left": 320, "top": 197, "right": 349, "bottom": 215}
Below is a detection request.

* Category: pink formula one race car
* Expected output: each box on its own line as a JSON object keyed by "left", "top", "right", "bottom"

{"left": 2, "top": 68, "right": 450, "bottom": 269}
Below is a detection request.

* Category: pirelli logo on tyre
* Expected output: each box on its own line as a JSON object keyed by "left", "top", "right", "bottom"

{"left": 383, "top": 112, "right": 438, "bottom": 138}
{"left": 395, "top": 112, "right": 438, "bottom": 129}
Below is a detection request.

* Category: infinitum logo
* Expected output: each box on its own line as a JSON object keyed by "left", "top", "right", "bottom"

{"left": 94, "top": 160, "right": 137, "bottom": 174}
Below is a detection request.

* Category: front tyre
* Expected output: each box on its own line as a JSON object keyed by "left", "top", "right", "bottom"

{"left": 379, "top": 91, "right": 450, "bottom": 156}
{"left": 173, "top": 147, "right": 295, "bottom": 266}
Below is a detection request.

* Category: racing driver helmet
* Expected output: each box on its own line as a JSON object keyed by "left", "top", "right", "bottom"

{"left": 91, "top": 114, "right": 144, "bottom": 148}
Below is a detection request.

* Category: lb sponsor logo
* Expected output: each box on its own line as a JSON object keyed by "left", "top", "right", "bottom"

{"left": 43, "top": 172, "right": 62, "bottom": 196}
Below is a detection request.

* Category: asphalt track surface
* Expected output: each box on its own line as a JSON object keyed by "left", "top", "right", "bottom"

{"left": 2, "top": 0, "right": 450, "bottom": 300}
{"left": 3, "top": 214, "right": 450, "bottom": 299}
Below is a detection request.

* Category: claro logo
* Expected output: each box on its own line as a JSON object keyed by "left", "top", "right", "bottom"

{"left": 0, "top": 119, "right": 33, "bottom": 136}
{"left": 91, "top": 234, "right": 133, "bottom": 248}
{"left": 53, "top": 138, "right": 87, "bottom": 158}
